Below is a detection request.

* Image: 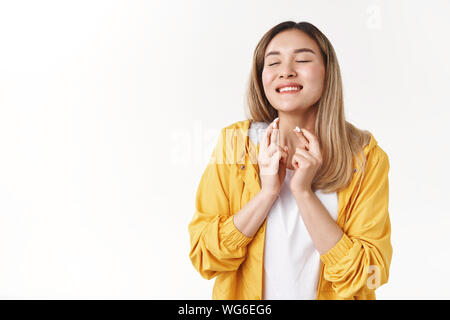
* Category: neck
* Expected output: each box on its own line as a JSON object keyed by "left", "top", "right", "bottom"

{"left": 277, "top": 106, "right": 318, "bottom": 150}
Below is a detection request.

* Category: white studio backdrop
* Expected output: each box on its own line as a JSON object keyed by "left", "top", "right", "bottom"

{"left": 0, "top": 0, "right": 449, "bottom": 299}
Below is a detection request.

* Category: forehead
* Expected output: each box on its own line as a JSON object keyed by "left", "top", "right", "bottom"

{"left": 265, "top": 29, "right": 319, "bottom": 54}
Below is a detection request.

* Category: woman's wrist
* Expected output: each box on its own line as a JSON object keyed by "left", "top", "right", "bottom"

{"left": 259, "top": 188, "right": 279, "bottom": 201}
{"left": 291, "top": 188, "right": 313, "bottom": 199}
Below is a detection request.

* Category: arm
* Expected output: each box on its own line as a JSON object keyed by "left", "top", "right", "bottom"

{"left": 233, "top": 190, "right": 277, "bottom": 238}
{"left": 296, "top": 147, "right": 392, "bottom": 298}
{"left": 188, "top": 128, "right": 275, "bottom": 279}
{"left": 292, "top": 190, "right": 343, "bottom": 255}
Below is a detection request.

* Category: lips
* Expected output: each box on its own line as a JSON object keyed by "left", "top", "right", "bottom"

{"left": 275, "top": 82, "right": 303, "bottom": 93}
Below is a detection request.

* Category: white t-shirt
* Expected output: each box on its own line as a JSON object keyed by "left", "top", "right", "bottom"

{"left": 262, "top": 168, "right": 339, "bottom": 299}
{"left": 248, "top": 120, "right": 339, "bottom": 299}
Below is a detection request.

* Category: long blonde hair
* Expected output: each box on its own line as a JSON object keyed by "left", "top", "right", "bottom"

{"left": 245, "top": 21, "right": 371, "bottom": 193}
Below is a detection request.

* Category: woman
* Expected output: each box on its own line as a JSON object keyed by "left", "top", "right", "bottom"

{"left": 188, "top": 21, "right": 392, "bottom": 300}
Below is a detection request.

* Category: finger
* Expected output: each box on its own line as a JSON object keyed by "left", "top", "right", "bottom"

{"left": 268, "top": 146, "right": 277, "bottom": 157}
{"left": 263, "top": 118, "right": 278, "bottom": 148}
{"left": 280, "top": 145, "right": 289, "bottom": 165}
{"left": 292, "top": 152, "right": 307, "bottom": 169}
{"left": 292, "top": 153, "right": 299, "bottom": 169}
{"left": 268, "top": 144, "right": 285, "bottom": 157}
{"left": 295, "top": 147, "right": 316, "bottom": 163}
{"left": 260, "top": 127, "right": 268, "bottom": 149}
{"left": 280, "top": 151, "right": 287, "bottom": 167}
{"left": 298, "top": 128, "right": 321, "bottom": 159}
{"left": 270, "top": 120, "right": 280, "bottom": 147}
{"left": 262, "top": 124, "right": 272, "bottom": 149}
{"left": 278, "top": 146, "right": 288, "bottom": 162}
{"left": 293, "top": 126, "right": 310, "bottom": 149}
{"left": 271, "top": 128, "right": 279, "bottom": 148}
{"left": 268, "top": 145, "right": 287, "bottom": 163}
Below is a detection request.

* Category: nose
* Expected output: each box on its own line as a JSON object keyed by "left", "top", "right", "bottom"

{"left": 279, "top": 62, "right": 297, "bottom": 78}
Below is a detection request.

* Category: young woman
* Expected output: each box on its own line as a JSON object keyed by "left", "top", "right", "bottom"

{"left": 188, "top": 21, "right": 392, "bottom": 300}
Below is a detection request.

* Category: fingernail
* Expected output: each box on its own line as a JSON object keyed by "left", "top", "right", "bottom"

{"left": 273, "top": 118, "right": 279, "bottom": 128}
{"left": 294, "top": 126, "right": 301, "bottom": 132}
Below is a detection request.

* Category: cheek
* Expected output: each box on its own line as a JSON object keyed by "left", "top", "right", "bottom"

{"left": 261, "top": 69, "right": 270, "bottom": 86}
{"left": 299, "top": 64, "right": 325, "bottom": 98}
{"left": 261, "top": 69, "right": 274, "bottom": 93}
{"left": 301, "top": 63, "right": 325, "bottom": 85}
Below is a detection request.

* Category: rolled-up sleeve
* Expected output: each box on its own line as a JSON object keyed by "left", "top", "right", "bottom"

{"left": 188, "top": 128, "right": 253, "bottom": 280}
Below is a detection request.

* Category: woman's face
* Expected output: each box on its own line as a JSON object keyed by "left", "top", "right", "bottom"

{"left": 262, "top": 29, "right": 325, "bottom": 113}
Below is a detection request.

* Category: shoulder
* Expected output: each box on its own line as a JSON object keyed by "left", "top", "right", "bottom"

{"left": 222, "top": 119, "right": 251, "bottom": 131}
{"left": 362, "top": 133, "right": 390, "bottom": 174}
{"left": 371, "top": 145, "right": 390, "bottom": 171}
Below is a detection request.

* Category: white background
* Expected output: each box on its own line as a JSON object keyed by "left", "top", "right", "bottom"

{"left": 0, "top": 0, "right": 449, "bottom": 299}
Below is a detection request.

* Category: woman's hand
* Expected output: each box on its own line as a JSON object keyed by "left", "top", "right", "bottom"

{"left": 258, "top": 118, "right": 288, "bottom": 197}
{"left": 289, "top": 127, "right": 323, "bottom": 195}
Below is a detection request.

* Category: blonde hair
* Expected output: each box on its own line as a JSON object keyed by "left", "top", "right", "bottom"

{"left": 245, "top": 21, "right": 371, "bottom": 193}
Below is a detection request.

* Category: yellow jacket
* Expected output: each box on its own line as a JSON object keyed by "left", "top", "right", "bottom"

{"left": 188, "top": 119, "right": 392, "bottom": 300}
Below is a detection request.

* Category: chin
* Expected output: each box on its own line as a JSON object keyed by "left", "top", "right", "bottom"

{"left": 273, "top": 101, "right": 311, "bottom": 113}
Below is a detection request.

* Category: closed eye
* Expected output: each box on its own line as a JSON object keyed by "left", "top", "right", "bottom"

{"left": 268, "top": 60, "right": 312, "bottom": 66}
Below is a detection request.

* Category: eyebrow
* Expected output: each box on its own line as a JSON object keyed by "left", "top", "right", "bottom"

{"left": 265, "top": 48, "right": 316, "bottom": 58}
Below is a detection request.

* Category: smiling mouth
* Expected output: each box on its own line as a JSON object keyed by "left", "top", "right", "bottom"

{"left": 276, "top": 86, "right": 303, "bottom": 94}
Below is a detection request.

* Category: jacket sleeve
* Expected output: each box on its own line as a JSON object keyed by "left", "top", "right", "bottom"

{"left": 188, "top": 128, "right": 254, "bottom": 280}
{"left": 319, "top": 146, "right": 393, "bottom": 298}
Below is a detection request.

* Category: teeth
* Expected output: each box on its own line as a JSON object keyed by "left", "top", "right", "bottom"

{"left": 279, "top": 86, "right": 301, "bottom": 92}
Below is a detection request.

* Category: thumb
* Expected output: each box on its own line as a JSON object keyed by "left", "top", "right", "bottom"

{"left": 299, "top": 128, "right": 320, "bottom": 157}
